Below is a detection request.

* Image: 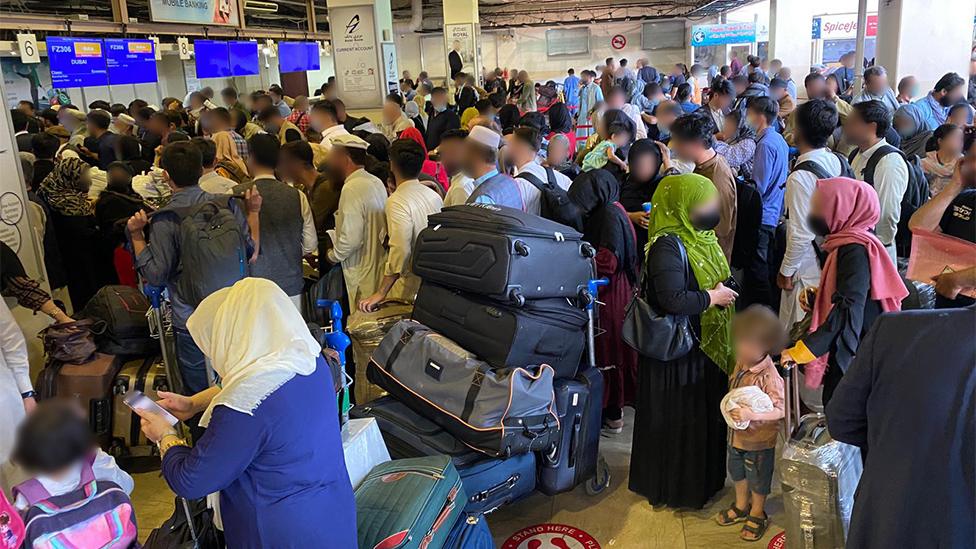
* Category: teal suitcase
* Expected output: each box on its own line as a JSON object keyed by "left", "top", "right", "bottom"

{"left": 356, "top": 456, "right": 465, "bottom": 549}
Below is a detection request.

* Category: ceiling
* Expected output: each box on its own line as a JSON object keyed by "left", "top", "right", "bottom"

{"left": 0, "top": 0, "right": 755, "bottom": 37}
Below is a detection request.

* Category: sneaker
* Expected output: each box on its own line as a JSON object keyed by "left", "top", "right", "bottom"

{"left": 602, "top": 418, "right": 624, "bottom": 434}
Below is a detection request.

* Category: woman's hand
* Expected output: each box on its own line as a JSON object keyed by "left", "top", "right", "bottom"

{"left": 138, "top": 411, "right": 178, "bottom": 443}
{"left": 627, "top": 211, "right": 650, "bottom": 229}
{"left": 708, "top": 282, "right": 738, "bottom": 308}
{"left": 156, "top": 390, "right": 198, "bottom": 421}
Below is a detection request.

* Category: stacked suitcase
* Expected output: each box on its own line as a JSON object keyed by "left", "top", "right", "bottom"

{"left": 352, "top": 205, "right": 610, "bottom": 544}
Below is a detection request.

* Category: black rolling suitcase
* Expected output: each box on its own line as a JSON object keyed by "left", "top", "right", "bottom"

{"left": 412, "top": 204, "right": 594, "bottom": 305}
{"left": 412, "top": 282, "right": 587, "bottom": 379}
{"left": 537, "top": 365, "right": 604, "bottom": 495}
{"left": 351, "top": 396, "right": 537, "bottom": 514}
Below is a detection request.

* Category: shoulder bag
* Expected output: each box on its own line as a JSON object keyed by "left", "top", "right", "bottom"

{"left": 622, "top": 234, "right": 696, "bottom": 361}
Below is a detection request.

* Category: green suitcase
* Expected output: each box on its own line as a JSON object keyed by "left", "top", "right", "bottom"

{"left": 356, "top": 456, "right": 465, "bottom": 549}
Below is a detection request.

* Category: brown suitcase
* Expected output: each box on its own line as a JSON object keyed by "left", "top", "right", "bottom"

{"left": 48, "top": 353, "right": 122, "bottom": 442}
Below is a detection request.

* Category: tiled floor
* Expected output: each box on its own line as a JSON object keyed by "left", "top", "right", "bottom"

{"left": 131, "top": 408, "right": 785, "bottom": 547}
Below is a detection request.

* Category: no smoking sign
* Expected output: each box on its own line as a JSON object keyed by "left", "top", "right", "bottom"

{"left": 611, "top": 34, "right": 626, "bottom": 50}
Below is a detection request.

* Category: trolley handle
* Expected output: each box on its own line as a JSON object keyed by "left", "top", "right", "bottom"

{"left": 144, "top": 285, "right": 165, "bottom": 309}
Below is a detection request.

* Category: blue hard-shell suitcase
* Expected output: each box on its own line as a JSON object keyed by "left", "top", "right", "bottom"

{"left": 443, "top": 512, "right": 495, "bottom": 549}
{"left": 537, "top": 365, "right": 604, "bottom": 495}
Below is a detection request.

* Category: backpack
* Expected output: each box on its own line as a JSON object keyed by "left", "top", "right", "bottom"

{"left": 790, "top": 150, "right": 855, "bottom": 185}
{"left": 158, "top": 196, "right": 250, "bottom": 308}
{"left": 849, "top": 145, "right": 929, "bottom": 256}
{"left": 731, "top": 177, "right": 763, "bottom": 270}
{"left": 78, "top": 285, "right": 156, "bottom": 357}
{"left": 14, "top": 454, "right": 138, "bottom": 549}
{"left": 515, "top": 168, "right": 582, "bottom": 231}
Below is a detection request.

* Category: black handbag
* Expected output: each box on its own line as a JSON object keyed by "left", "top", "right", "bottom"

{"left": 621, "top": 235, "right": 696, "bottom": 361}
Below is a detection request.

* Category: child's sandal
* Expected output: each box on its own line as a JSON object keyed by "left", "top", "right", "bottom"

{"left": 740, "top": 513, "right": 769, "bottom": 541}
{"left": 714, "top": 505, "right": 748, "bottom": 526}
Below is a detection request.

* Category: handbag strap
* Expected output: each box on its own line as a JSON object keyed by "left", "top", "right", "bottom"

{"left": 637, "top": 234, "right": 692, "bottom": 297}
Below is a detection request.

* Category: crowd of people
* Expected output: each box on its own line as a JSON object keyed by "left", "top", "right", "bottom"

{"left": 2, "top": 49, "right": 975, "bottom": 548}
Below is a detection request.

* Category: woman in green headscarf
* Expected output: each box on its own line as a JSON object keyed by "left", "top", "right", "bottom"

{"left": 628, "top": 173, "right": 739, "bottom": 510}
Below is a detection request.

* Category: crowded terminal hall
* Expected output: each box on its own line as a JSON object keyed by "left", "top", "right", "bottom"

{"left": 1, "top": 0, "right": 975, "bottom": 546}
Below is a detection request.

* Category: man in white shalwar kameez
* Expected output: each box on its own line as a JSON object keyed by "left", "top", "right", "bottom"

{"left": 325, "top": 135, "right": 389, "bottom": 305}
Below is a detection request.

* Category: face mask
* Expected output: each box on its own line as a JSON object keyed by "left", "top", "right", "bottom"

{"left": 691, "top": 210, "right": 721, "bottom": 231}
{"left": 807, "top": 214, "right": 831, "bottom": 237}
{"left": 745, "top": 116, "right": 760, "bottom": 132}
{"left": 938, "top": 94, "right": 954, "bottom": 107}
{"left": 910, "top": 84, "right": 921, "bottom": 97}
{"left": 897, "top": 125, "right": 914, "bottom": 139}
{"left": 433, "top": 103, "right": 447, "bottom": 113}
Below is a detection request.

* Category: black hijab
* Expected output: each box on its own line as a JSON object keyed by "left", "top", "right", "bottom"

{"left": 498, "top": 104, "right": 521, "bottom": 131}
{"left": 619, "top": 139, "right": 663, "bottom": 253}
{"left": 547, "top": 102, "right": 573, "bottom": 134}
{"left": 600, "top": 108, "right": 636, "bottom": 159}
{"left": 568, "top": 168, "right": 638, "bottom": 283}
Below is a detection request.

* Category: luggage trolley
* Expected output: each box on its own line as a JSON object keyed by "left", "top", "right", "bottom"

{"left": 311, "top": 298, "right": 353, "bottom": 425}
{"left": 582, "top": 278, "right": 612, "bottom": 495}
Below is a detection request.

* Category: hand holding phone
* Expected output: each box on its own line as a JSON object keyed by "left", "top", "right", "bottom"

{"left": 124, "top": 390, "right": 179, "bottom": 426}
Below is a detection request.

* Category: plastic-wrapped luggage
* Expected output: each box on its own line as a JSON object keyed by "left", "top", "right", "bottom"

{"left": 780, "top": 363, "right": 863, "bottom": 549}
{"left": 348, "top": 300, "right": 412, "bottom": 404}
{"left": 356, "top": 456, "right": 464, "bottom": 549}
{"left": 367, "top": 320, "right": 559, "bottom": 458}
{"left": 412, "top": 282, "right": 587, "bottom": 379}
{"left": 412, "top": 204, "right": 594, "bottom": 305}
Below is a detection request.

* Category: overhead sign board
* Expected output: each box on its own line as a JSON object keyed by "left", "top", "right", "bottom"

{"left": 104, "top": 39, "right": 158, "bottom": 85}
{"left": 816, "top": 13, "right": 878, "bottom": 39}
{"left": 149, "top": 0, "right": 239, "bottom": 26}
{"left": 46, "top": 37, "right": 108, "bottom": 88}
{"left": 690, "top": 22, "right": 757, "bottom": 46}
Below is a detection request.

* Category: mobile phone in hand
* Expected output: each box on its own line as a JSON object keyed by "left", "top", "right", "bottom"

{"left": 123, "top": 390, "right": 179, "bottom": 426}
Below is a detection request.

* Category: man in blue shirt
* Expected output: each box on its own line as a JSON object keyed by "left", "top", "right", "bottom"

{"left": 745, "top": 96, "right": 789, "bottom": 308}
{"left": 127, "top": 142, "right": 260, "bottom": 401}
{"left": 913, "top": 72, "right": 966, "bottom": 131}
{"left": 463, "top": 126, "right": 524, "bottom": 210}
{"left": 563, "top": 68, "right": 580, "bottom": 112}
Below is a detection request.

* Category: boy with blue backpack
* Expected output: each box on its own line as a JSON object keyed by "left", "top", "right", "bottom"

{"left": 127, "top": 141, "right": 261, "bottom": 400}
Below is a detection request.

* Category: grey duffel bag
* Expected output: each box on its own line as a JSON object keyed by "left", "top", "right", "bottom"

{"left": 367, "top": 320, "right": 560, "bottom": 457}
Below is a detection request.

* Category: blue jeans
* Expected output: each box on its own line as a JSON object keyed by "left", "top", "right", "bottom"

{"left": 175, "top": 327, "right": 209, "bottom": 395}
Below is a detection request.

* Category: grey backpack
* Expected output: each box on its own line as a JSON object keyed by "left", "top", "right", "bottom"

{"left": 161, "top": 196, "right": 250, "bottom": 307}
{"left": 367, "top": 320, "right": 559, "bottom": 458}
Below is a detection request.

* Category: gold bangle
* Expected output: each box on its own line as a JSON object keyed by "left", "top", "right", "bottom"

{"left": 158, "top": 434, "right": 190, "bottom": 457}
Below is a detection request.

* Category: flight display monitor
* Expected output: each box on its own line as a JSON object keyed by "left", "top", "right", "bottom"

{"left": 277, "top": 41, "right": 320, "bottom": 73}
{"left": 47, "top": 37, "right": 109, "bottom": 88}
{"left": 194, "top": 40, "right": 232, "bottom": 79}
{"left": 229, "top": 40, "right": 259, "bottom": 76}
{"left": 104, "top": 39, "right": 158, "bottom": 85}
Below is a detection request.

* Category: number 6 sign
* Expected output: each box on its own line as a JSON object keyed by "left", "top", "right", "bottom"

{"left": 17, "top": 34, "right": 40, "bottom": 64}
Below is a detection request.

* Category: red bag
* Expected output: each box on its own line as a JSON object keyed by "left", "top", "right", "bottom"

{"left": 0, "top": 490, "right": 25, "bottom": 549}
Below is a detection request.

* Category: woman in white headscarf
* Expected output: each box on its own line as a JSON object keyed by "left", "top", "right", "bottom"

{"left": 138, "top": 278, "right": 356, "bottom": 549}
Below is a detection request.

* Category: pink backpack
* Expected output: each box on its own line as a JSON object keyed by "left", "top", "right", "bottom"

{"left": 14, "top": 454, "right": 137, "bottom": 549}
{"left": 0, "top": 491, "right": 25, "bottom": 549}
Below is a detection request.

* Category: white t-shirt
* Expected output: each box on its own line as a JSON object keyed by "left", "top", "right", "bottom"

{"left": 513, "top": 161, "right": 573, "bottom": 216}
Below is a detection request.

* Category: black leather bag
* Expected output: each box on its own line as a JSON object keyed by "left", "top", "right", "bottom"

{"left": 621, "top": 235, "right": 696, "bottom": 361}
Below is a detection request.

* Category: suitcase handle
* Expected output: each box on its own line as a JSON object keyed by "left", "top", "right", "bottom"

{"left": 781, "top": 360, "right": 801, "bottom": 440}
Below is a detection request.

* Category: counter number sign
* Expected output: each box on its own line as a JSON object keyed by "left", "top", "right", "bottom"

{"left": 178, "top": 37, "right": 191, "bottom": 60}
{"left": 17, "top": 34, "right": 40, "bottom": 64}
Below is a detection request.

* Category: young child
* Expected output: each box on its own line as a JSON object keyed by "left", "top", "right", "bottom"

{"left": 715, "top": 305, "right": 786, "bottom": 542}
{"left": 581, "top": 118, "right": 631, "bottom": 172}
{"left": 10, "top": 401, "right": 137, "bottom": 547}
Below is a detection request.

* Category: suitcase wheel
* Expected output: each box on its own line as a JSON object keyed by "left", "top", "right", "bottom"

{"left": 513, "top": 240, "right": 530, "bottom": 257}
{"left": 580, "top": 242, "right": 596, "bottom": 258}
{"left": 507, "top": 289, "right": 526, "bottom": 308}
{"left": 584, "top": 455, "right": 611, "bottom": 496}
{"left": 108, "top": 438, "right": 129, "bottom": 459}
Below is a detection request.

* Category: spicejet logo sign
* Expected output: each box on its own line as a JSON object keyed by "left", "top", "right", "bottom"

{"left": 346, "top": 14, "right": 360, "bottom": 34}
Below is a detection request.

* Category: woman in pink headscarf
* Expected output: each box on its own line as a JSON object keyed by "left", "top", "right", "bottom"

{"left": 399, "top": 126, "right": 449, "bottom": 192}
{"left": 781, "top": 178, "right": 908, "bottom": 406}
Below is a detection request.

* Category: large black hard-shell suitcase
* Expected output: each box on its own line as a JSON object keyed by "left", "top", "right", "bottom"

{"left": 412, "top": 204, "right": 594, "bottom": 305}
{"left": 412, "top": 282, "right": 587, "bottom": 379}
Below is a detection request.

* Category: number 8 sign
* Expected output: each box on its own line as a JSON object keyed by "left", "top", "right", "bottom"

{"left": 17, "top": 34, "right": 40, "bottom": 64}
{"left": 178, "top": 37, "right": 191, "bottom": 60}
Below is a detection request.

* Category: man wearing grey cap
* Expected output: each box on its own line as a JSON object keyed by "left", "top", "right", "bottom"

{"left": 325, "top": 133, "right": 389, "bottom": 304}
{"left": 462, "top": 125, "right": 525, "bottom": 211}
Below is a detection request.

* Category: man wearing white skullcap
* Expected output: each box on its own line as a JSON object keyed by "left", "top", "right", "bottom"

{"left": 325, "top": 132, "right": 389, "bottom": 305}
{"left": 462, "top": 125, "right": 525, "bottom": 210}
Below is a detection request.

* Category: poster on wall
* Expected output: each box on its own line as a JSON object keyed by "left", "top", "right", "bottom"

{"left": 445, "top": 23, "right": 476, "bottom": 77}
{"left": 330, "top": 5, "right": 380, "bottom": 108}
{"left": 2, "top": 58, "right": 69, "bottom": 109}
{"left": 690, "top": 22, "right": 757, "bottom": 46}
{"left": 149, "top": 0, "right": 239, "bottom": 26}
{"left": 381, "top": 42, "right": 398, "bottom": 94}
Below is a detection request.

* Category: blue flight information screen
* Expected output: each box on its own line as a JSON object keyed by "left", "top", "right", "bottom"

{"left": 47, "top": 37, "right": 108, "bottom": 88}
{"left": 278, "top": 42, "right": 319, "bottom": 73}
{"left": 229, "top": 41, "right": 259, "bottom": 76}
{"left": 104, "top": 39, "right": 158, "bottom": 85}
{"left": 194, "top": 40, "right": 232, "bottom": 79}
